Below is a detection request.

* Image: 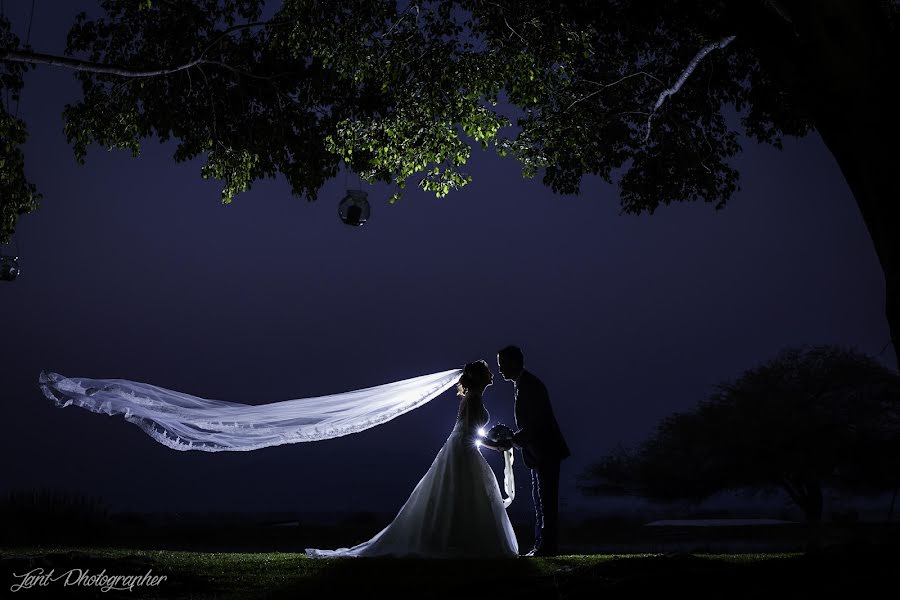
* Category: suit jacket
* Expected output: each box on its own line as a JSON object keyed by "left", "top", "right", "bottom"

{"left": 513, "top": 370, "right": 571, "bottom": 469}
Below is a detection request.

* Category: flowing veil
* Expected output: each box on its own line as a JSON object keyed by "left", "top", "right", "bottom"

{"left": 38, "top": 367, "right": 516, "bottom": 506}
{"left": 38, "top": 369, "right": 462, "bottom": 452}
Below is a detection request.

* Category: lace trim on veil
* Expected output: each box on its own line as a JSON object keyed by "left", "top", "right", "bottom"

{"left": 38, "top": 369, "right": 463, "bottom": 452}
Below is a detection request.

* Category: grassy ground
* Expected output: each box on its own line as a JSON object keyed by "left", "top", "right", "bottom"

{"left": 2, "top": 545, "right": 898, "bottom": 599}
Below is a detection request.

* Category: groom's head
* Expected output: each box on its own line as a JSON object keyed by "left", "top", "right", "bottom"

{"left": 497, "top": 346, "right": 524, "bottom": 381}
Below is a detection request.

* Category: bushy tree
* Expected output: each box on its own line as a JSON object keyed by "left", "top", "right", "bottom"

{"left": 579, "top": 346, "right": 900, "bottom": 548}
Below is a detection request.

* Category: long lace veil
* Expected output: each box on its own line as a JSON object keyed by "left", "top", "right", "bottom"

{"left": 38, "top": 369, "right": 462, "bottom": 452}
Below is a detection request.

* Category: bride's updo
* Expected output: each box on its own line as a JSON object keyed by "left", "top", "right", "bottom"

{"left": 456, "top": 360, "right": 492, "bottom": 397}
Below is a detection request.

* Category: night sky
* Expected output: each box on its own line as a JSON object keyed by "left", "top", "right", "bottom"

{"left": 1, "top": 1, "right": 894, "bottom": 517}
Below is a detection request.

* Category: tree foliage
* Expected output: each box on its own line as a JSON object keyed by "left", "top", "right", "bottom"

{"left": 0, "top": 17, "right": 38, "bottom": 244}
{"left": 579, "top": 346, "right": 900, "bottom": 522}
{"left": 1, "top": 1, "right": 898, "bottom": 241}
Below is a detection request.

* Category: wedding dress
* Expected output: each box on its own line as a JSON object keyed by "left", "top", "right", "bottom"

{"left": 305, "top": 395, "right": 519, "bottom": 558}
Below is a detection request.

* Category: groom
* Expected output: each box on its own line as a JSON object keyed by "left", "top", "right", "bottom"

{"left": 497, "top": 345, "right": 570, "bottom": 557}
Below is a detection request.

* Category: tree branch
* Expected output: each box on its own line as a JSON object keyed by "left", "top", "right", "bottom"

{"left": 643, "top": 35, "right": 737, "bottom": 142}
{"left": 760, "top": 0, "right": 794, "bottom": 24}
{"left": 0, "top": 49, "right": 294, "bottom": 83}
{"left": 377, "top": 3, "right": 418, "bottom": 39}
{"left": 1, "top": 49, "right": 204, "bottom": 77}
{"left": 199, "top": 20, "right": 289, "bottom": 58}
{"left": 567, "top": 71, "right": 664, "bottom": 111}
{"left": 781, "top": 475, "right": 811, "bottom": 513}
{"left": 1, "top": 20, "right": 290, "bottom": 79}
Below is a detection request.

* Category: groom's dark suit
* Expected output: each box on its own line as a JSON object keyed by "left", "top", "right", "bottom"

{"left": 512, "top": 369, "right": 570, "bottom": 554}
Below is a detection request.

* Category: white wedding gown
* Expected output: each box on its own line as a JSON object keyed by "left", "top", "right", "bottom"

{"left": 305, "top": 401, "right": 519, "bottom": 558}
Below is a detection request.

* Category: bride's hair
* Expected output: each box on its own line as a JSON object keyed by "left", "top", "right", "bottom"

{"left": 456, "top": 360, "right": 491, "bottom": 397}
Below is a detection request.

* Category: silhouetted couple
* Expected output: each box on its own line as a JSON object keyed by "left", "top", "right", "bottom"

{"left": 306, "top": 346, "right": 570, "bottom": 558}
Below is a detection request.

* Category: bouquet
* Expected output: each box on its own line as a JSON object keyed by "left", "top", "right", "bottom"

{"left": 480, "top": 423, "right": 514, "bottom": 451}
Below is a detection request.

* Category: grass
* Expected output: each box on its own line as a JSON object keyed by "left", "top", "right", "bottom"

{"left": 2, "top": 546, "right": 897, "bottom": 599}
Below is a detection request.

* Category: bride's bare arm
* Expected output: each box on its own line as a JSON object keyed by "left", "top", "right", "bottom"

{"left": 479, "top": 440, "right": 503, "bottom": 452}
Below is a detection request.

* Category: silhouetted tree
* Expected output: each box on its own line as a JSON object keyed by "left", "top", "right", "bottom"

{"left": 2, "top": 2, "right": 899, "bottom": 370}
{"left": 579, "top": 345, "right": 900, "bottom": 551}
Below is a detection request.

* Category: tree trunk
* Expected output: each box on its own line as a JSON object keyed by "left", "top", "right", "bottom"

{"left": 782, "top": 478, "right": 824, "bottom": 552}
{"left": 778, "top": 1, "right": 900, "bottom": 371}
{"left": 803, "top": 480, "right": 824, "bottom": 553}
{"left": 890, "top": 485, "right": 897, "bottom": 522}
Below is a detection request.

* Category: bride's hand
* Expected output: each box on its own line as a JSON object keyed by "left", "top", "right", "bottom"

{"left": 478, "top": 439, "right": 506, "bottom": 452}
{"left": 476, "top": 438, "right": 497, "bottom": 451}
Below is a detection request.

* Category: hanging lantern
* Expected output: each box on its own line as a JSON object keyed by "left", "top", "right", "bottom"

{"left": 0, "top": 255, "right": 20, "bottom": 282}
{"left": 338, "top": 190, "right": 370, "bottom": 227}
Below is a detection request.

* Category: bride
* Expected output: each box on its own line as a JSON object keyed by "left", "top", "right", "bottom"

{"left": 38, "top": 360, "right": 518, "bottom": 558}
{"left": 305, "top": 360, "right": 519, "bottom": 558}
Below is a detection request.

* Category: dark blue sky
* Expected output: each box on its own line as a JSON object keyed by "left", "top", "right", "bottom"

{"left": 1, "top": 1, "right": 893, "bottom": 516}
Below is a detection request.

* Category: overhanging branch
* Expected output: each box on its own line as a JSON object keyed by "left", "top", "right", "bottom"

{"left": 1, "top": 49, "right": 203, "bottom": 77}
{"left": 1, "top": 20, "right": 290, "bottom": 79}
{"left": 644, "top": 35, "right": 737, "bottom": 142}
{"left": 0, "top": 50, "right": 288, "bottom": 82}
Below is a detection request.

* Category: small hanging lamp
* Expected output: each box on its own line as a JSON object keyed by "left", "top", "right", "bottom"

{"left": 0, "top": 255, "right": 20, "bottom": 282}
{"left": 338, "top": 190, "right": 370, "bottom": 227}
